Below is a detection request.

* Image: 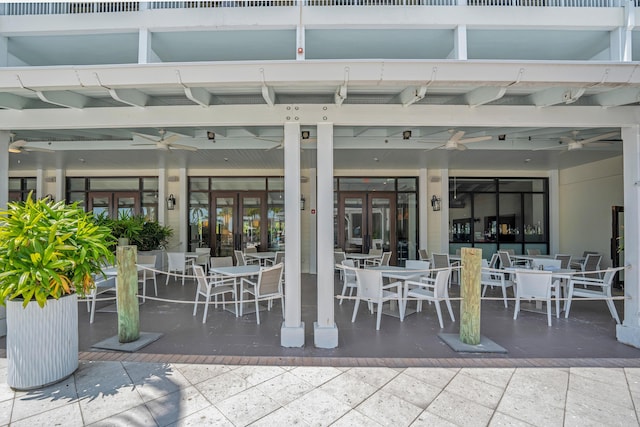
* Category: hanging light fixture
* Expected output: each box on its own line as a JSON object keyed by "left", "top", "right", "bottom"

{"left": 167, "top": 194, "right": 176, "bottom": 210}
{"left": 431, "top": 195, "right": 441, "bottom": 211}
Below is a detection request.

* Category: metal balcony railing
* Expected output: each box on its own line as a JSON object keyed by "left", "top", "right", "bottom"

{"left": 0, "top": 0, "right": 622, "bottom": 15}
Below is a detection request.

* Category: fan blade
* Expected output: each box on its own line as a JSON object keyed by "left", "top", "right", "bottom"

{"left": 449, "top": 130, "right": 465, "bottom": 143}
{"left": 163, "top": 134, "right": 181, "bottom": 145}
{"left": 560, "top": 136, "right": 576, "bottom": 144}
{"left": 168, "top": 143, "right": 198, "bottom": 152}
{"left": 132, "top": 132, "right": 159, "bottom": 143}
{"left": 25, "top": 147, "right": 54, "bottom": 153}
{"left": 459, "top": 136, "right": 493, "bottom": 144}
{"left": 581, "top": 131, "right": 620, "bottom": 145}
{"left": 455, "top": 143, "right": 468, "bottom": 151}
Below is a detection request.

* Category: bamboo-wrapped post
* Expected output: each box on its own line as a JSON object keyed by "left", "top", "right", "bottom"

{"left": 460, "top": 247, "right": 482, "bottom": 345}
{"left": 116, "top": 245, "right": 140, "bottom": 343}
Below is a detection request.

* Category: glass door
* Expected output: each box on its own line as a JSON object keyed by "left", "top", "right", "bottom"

{"left": 211, "top": 192, "right": 267, "bottom": 257}
{"left": 240, "top": 193, "right": 266, "bottom": 251}
{"left": 612, "top": 205, "right": 624, "bottom": 288}
{"left": 338, "top": 192, "right": 397, "bottom": 263}
{"left": 212, "top": 194, "right": 236, "bottom": 257}
{"left": 88, "top": 192, "right": 139, "bottom": 219}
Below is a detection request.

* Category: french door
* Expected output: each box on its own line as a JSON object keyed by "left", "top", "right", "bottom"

{"left": 611, "top": 205, "right": 624, "bottom": 288}
{"left": 337, "top": 192, "right": 396, "bottom": 264}
{"left": 211, "top": 192, "right": 267, "bottom": 257}
{"left": 88, "top": 192, "right": 140, "bottom": 219}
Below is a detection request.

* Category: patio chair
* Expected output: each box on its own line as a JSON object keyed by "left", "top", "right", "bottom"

{"left": 418, "top": 249, "right": 429, "bottom": 261}
{"left": 431, "top": 253, "right": 456, "bottom": 285}
{"left": 192, "top": 265, "right": 237, "bottom": 323}
{"left": 564, "top": 267, "right": 622, "bottom": 324}
{"left": 339, "top": 259, "right": 358, "bottom": 305}
{"left": 243, "top": 246, "right": 259, "bottom": 264}
{"left": 364, "top": 251, "right": 392, "bottom": 267}
{"left": 194, "top": 247, "right": 211, "bottom": 273}
{"left": 403, "top": 267, "right": 454, "bottom": 328}
{"left": 555, "top": 254, "right": 572, "bottom": 269}
{"left": 87, "top": 273, "right": 117, "bottom": 324}
{"left": 240, "top": 263, "right": 285, "bottom": 325}
{"left": 481, "top": 254, "right": 514, "bottom": 308}
{"left": 352, "top": 267, "right": 404, "bottom": 330}
{"left": 570, "top": 251, "right": 600, "bottom": 270}
{"left": 137, "top": 254, "right": 157, "bottom": 303}
{"left": 234, "top": 249, "right": 247, "bottom": 266}
{"left": 527, "top": 248, "right": 541, "bottom": 256}
{"left": 165, "top": 252, "right": 195, "bottom": 286}
{"left": 513, "top": 269, "right": 558, "bottom": 326}
{"left": 265, "top": 251, "right": 285, "bottom": 267}
{"left": 405, "top": 260, "right": 431, "bottom": 282}
{"left": 210, "top": 255, "right": 234, "bottom": 270}
{"left": 334, "top": 251, "right": 347, "bottom": 279}
{"left": 580, "top": 253, "right": 602, "bottom": 279}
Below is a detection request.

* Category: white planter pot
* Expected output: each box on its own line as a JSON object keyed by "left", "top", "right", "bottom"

{"left": 6, "top": 294, "right": 79, "bottom": 390}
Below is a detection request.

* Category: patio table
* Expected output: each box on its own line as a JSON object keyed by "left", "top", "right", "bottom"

{"left": 365, "top": 265, "right": 432, "bottom": 318}
{"left": 209, "top": 265, "right": 262, "bottom": 315}
{"left": 244, "top": 251, "right": 277, "bottom": 266}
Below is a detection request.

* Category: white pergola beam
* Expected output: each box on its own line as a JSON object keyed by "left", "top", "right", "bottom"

{"left": 36, "top": 90, "right": 88, "bottom": 109}
{"left": 528, "top": 87, "right": 585, "bottom": 107}
{"left": 399, "top": 85, "right": 427, "bottom": 107}
{"left": 108, "top": 88, "right": 149, "bottom": 108}
{"left": 334, "top": 84, "right": 347, "bottom": 106}
{"left": 184, "top": 86, "right": 212, "bottom": 107}
{"left": 464, "top": 86, "right": 507, "bottom": 107}
{"left": 592, "top": 88, "right": 640, "bottom": 107}
{"left": 262, "top": 85, "right": 276, "bottom": 107}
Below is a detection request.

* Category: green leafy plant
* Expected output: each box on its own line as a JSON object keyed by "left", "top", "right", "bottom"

{"left": 110, "top": 212, "right": 144, "bottom": 242}
{"left": 134, "top": 219, "right": 173, "bottom": 251}
{"left": 0, "top": 194, "right": 115, "bottom": 307}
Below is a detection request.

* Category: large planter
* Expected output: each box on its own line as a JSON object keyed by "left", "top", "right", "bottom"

{"left": 6, "top": 294, "right": 79, "bottom": 390}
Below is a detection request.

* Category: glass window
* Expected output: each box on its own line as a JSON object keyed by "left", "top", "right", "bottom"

{"left": 190, "top": 177, "right": 209, "bottom": 191}
{"left": 8, "top": 178, "right": 21, "bottom": 191}
{"left": 500, "top": 179, "right": 545, "bottom": 192}
{"left": 397, "top": 178, "right": 417, "bottom": 192}
{"left": 142, "top": 178, "right": 159, "bottom": 191}
{"left": 339, "top": 178, "right": 395, "bottom": 192}
{"left": 67, "top": 178, "right": 85, "bottom": 191}
{"left": 397, "top": 192, "right": 417, "bottom": 264}
{"left": 211, "top": 177, "right": 265, "bottom": 191}
{"left": 267, "top": 177, "right": 284, "bottom": 191}
{"left": 89, "top": 177, "right": 139, "bottom": 191}
{"left": 268, "top": 191, "right": 285, "bottom": 251}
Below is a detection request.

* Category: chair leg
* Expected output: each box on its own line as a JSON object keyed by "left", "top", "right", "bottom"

{"left": 339, "top": 282, "right": 348, "bottom": 305}
{"left": 192, "top": 287, "right": 200, "bottom": 316}
{"left": 445, "top": 299, "right": 455, "bottom": 322}
{"left": 255, "top": 294, "right": 260, "bottom": 325}
{"left": 351, "top": 299, "right": 361, "bottom": 323}
{"left": 514, "top": 298, "right": 520, "bottom": 320}
{"left": 375, "top": 301, "right": 383, "bottom": 330}
{"left": 142, "top": 272, "right": 147, "bottom": 303}
{"left": 153, "top": 274, "right": 158, "bottom": 296}
{"left": 434, "top": 301, "right": 444, "bottom": 328}
{"left": 564, "top": 286, "right": 574, "bottom": 318}
{"left": 546, "top": 298, "right": 552, "bottom": 326}
{"left": 203, "top": 293, "right": 211, "bottom": 324}
{"left": 501, "top": 285, "right": 508, "bottom": 308}
{"left": 165, "top": 271, "right": 170, "bottom": 286}
{"left": 605, "top": 296, "right": 621, "bottom": 324}
{"left": 90, "top": 294, "right": 97, "bottom": 324}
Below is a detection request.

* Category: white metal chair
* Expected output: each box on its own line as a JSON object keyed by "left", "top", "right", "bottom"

{"left": 194, "top": 247, "right": 211, "bottom": 273}
{"left": 555, "top": 254, "right": 572, "bottom": 269}
{"left": 265, "top": 251, "right": 285, "bottom": 267}
{"left": 403, "top": 267, "right": 454, "bottom": 328}
{"left": 365, "top": 251, "right": 392, "bottom": 267}
{"left": 564, "top": 267, "right": 622, "bottom": 324}
{"left": 87, "top": 273, "right": 117, "bottom": 324}
{"left": 580, "top": 253, "right": 603, "bottom": 279}
{"left": 431, "top": 253, "right": 456, "bottom": 285}
{"left": 243, "top": 246, "right": 259, "bottom": 264}
{"left": 240, "top": 262, "right": 285, "bottom": 324}
{"left": 192, "top": 265, "right": 237, "bottom": 323}
{"left": 418, "top": 249, "right": 429, "bottom": 261}
{"left": 334, "top": 251, "right": 347, "bottom": 279}
{"left": 339, "top": 259, "right": 358, "bottom": 305}
{"left": 234, "top": 249, "right": 247, "bottom": 266}
{"left": 165, "top": 252, "right": 195, "bottom": 286}
{"left": 513, "top": 269, "right": 556, "bottom": 326}
{"left": 527, "top": 248, "right": 541, "bottom": 256}
{"left": 137, "top": 254, "right": 157, "bottom": 303}
{"left": 481, "top": 255, "right": 515, "bottom": 308}
{"left": 352, "top": 267, "right": 404, "bottom": 330}
{"left": 210, "top": 255, "right": 233, "bottom": 270}
{"left": 405, "top": 259, "right": 431, "bottom": 282}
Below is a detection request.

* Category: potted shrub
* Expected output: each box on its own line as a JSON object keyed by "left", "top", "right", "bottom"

{"left": 0, "top": 194, "right": 115, "bottom": 390}
{"left": 134, "top": 219, "right": 173, "bottom": 271}
{"left": 110, "top": 213, "right": 144, "bottom": 246}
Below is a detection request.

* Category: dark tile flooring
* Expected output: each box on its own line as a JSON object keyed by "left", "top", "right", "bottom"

{"left": 2, "top": 273, "right": 639, "bottom": 365}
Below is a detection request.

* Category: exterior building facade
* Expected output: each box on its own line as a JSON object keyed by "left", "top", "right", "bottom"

{"left": 1, "top": 1, "right": 639, "bottom": 349}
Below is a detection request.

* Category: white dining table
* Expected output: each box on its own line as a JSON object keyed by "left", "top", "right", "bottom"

{"left": 345, "top": 253, "right": 380, "bottom": 268}
{"left": 365, "top": 265, "right": 431, "bottom": 318}
{"left": 209, "top": 265, "right": 262, "bottom": 316}
{"left": 244, "top": 251, "right": 277, "bottom": 265}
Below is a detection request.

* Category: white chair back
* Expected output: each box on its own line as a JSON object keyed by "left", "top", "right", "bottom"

{"left": 555, "top": 254, "right": 572, "bottom": 269}
{"left": 379, "top": 251, "right": 392, "bottom": 266}
{"left": 342, "top": 259, "right": 357, "bottom": 281}
{"left": 256, "top": 263, "right": 283, "bottom": 296}
{"left": 355, "top": 268, "right": 383, "bottom": 301}
{"left": 405, "top": 260, "right": 430, "bottom": 270}
{"left": 167, "top": 252, "right": 187, "bottom": 271}
{"left": 210, "top": 256, "right": 233, "bottom": 268}
{"left": 433, "top": 268, "right": 452, "bottom": 298}
{"left": 515, "top": 270, "right": 553, "bottom": 299}
{"left": 234, "top": 250, "right": 246, "bottom": 266}
{"left": 418, "top": 249, "right": 429, "bottom": 261}
{"left": 497, "top": 251, "right": 512, "bottom": 269}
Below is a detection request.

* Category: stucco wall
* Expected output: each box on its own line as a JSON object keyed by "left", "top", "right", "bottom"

{"left": 558, "top": 156, "right": 623, "bottom": 268}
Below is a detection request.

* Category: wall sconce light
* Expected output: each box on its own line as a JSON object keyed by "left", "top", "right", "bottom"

{"left": 301, "top": 131, "right": 310, "bottom": 140}
{"left": 300, "top": 194, "right": 306, "bottom": 211}
{"left": 431, "top": 195, "right": 441, "bottom": 211}
{"left": 167, "top": 194, "right": 176, "bottom": 210}
{"left": 402, "top": 130, "right": 412, "bottom": 140}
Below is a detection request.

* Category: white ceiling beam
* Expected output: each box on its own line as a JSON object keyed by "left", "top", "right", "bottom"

{"left": 35, "top": 90, "right": 88, "bottom": 109}
{"left": 108, "top": 88, "right": 149, "bottom": 108}
{"left": 334, "top": 84, "right": 347, "bottom": 106}
{"left": 592, "top": 88, "right": 640, "bottom": 107}
{"left": 0, "top": 93, "right": 29, "bottom": 110}
{"left": 527, "top": 87, "right": 585, "bottom": 107}
{"left": 463, "top": 87, "right": 507, "bottom": 107}
{"left": 184, "top": 87, "right": 212, "bottom": 107}
{"left": 0, "top": 104, "right": 636, "bottom": 130}
{"left": 399, "top": 86, "right": 428, "bottom": 107}
{"left": 262, "top": 85, "right": 276, "bottom": 107}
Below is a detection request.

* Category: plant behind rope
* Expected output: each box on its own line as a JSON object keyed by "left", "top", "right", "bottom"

{"left": 0, "top": 194, "right": 115, "bottom": 308}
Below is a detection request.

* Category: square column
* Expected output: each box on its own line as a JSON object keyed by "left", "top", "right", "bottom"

{"left": 617, "top": 125, "right": 640, "bottom": 347}
{"left": 281, "top": 122, "right": 305, "bottom": 347}
{"left": 314, "top": 123, "right": 338, "bottom": 348}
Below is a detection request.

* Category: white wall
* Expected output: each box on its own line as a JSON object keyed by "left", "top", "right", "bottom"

{"left": 558, "top": 156, "right": 623, "bottom": 268}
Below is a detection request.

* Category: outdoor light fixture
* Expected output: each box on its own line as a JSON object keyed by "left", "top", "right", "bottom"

{"left": 431, "top": 195, "right": 441, "bottom": 211}
{"left": 301, "top": 131, "right": 310, "bottom": 140}
{"left": 167, "top": 194, "right": 176, "bottom": 210}
{"left": 300, "top": 194, "right": 306, "bottom": 210}
{"left": 207, "top": 131, "right": 216, "bottom": 141}
{"left": 402, "top": 130, "right": 412, "bottom": 140}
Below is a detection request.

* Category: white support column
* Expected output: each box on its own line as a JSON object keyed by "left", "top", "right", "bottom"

{"left": 179, "top": 167, "right": 188, "bottom": 252}
{"left": 55, "top": 168, "right": 64, "bottom": 201}
{"left": 314, "top": 122, "right": 338, "bottom": 348}
{"left": 36, "top": 168, "right": 44, "bottom": 199}
{"left": 610, "top": 1, "right": 634, "bottom": 62}
{"left": 281, "top": 122, "right": 305, "bottom": 347}
{"left": 453, "top": 25, "right": 468, "bottom": 60}
{"left": 439, "top": 169, "right": 450, "bottom": 253}
{"left": 0, "top": 131, "right": 8, "bottom": 210}
{"left": 296, "top": 23, "right": 305, "bottom": 61}
{"left": 139, "top": 28, "right": 150, "bottom": 64}
{"left": 419, "top": 168, "right": 428, "bottom": 254}
{"left": 309, "top": 167, "right": 317, "bottom": 274}
{"left": 548, "top": 169, "right": 560, "bottom": 254}
{"left": 617, "top": 125, "right": 640, "bottom": 347}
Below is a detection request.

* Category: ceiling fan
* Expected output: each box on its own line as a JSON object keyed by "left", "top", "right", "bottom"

{"left": 8, "top": 134, "right": 54, "bottom": 154}
{"left": 132, "top": 129, "right": 198, "bottom": 151}
{"left": 419, "top": 130, "right": 493, "bottom": 151}
{"left": 534, "top": 130, "right": 620, "bottom": 151}
{"left": 259, "top": 136, "right": 317, "bottom": 151}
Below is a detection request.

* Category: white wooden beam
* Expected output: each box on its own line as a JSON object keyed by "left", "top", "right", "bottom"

{"left": 528, "top": 87, "right": 585, "bottom": 107}
{"left": 184, "top": 87, "right": 212, "bottom": 107}
{"left": 399, "top": 86, "right": 428, "bottom": 107}
{"left": 592, "top": 88, "right": 640, "bottom": 107}
{"left": 334, "top": 84, "right": 347, "bottom": 106}
{"left": 35, "top": 90, "right": 88, "bottom": 109}
{"left": 108, "top": 88, "right": 149, "bottom": 108}
{"left": 0, "top": 93, "right": 29, "bottom": 110}
{"left": 262, "top": 85, "right": 276, "bottom": 107}
{"left": 463, "top": 87, "right": 507, "bottom": 108}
